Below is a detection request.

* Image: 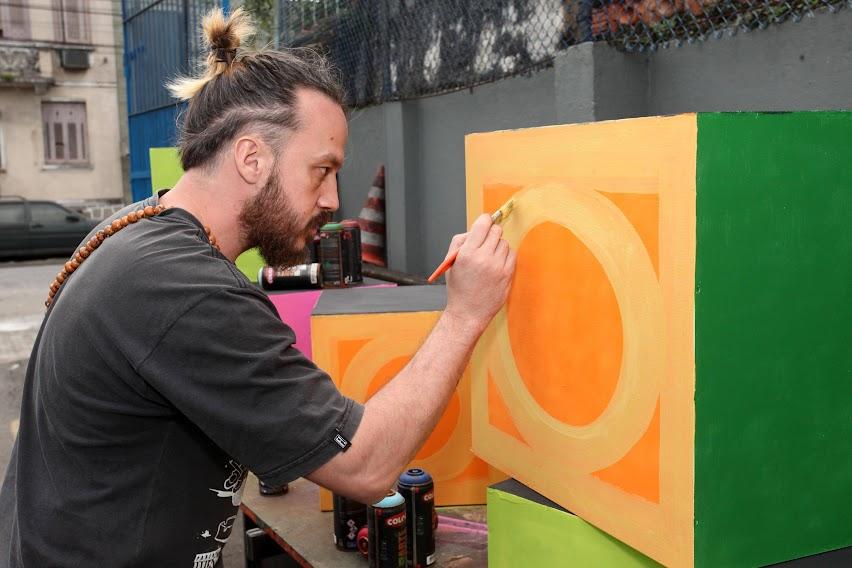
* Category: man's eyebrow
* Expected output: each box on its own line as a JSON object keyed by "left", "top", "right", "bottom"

{"left": 315, "top": 153, "right": 344, "bottom": 168}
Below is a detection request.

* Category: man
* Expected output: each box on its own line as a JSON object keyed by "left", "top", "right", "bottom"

{"left": 0, "top": 8, "right": 515, "bottom": 566}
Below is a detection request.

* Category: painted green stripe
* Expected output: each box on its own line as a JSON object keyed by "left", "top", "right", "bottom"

{"left": 695, "top": 112, "right": 852, "bottom": 567}
{"left": 487, "top": 483, "right": 660, "bottom": 567}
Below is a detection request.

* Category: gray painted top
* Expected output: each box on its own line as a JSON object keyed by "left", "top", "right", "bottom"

{"left": 312, "top": 285, "right": 447, "bottom": 316}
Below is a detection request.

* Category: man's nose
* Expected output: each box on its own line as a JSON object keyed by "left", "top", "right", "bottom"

{"left": 318, "top": 175, "right": 340, "bottom": 212}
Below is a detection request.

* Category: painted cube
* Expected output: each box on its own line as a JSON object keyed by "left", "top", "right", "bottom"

{"left": 466, "top": 113, "right": 852, "bottom": 567}
{"left": 311, "top": 286, "right": 503, "bottom": 511}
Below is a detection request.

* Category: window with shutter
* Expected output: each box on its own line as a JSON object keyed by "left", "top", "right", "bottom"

{"left": 42, "top": 102, "right": 89, "bottom": 165}
{"left": 62, "top": 0, "right": 90, "bottom": 44}
{"left": 0, "top": 118, "right": 6, "bottom": 171}
{"left": 0, "top": 0, "right": 31, "bottom": 40}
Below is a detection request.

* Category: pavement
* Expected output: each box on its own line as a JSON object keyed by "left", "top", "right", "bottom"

{"left": 0, "top": 257, "right": 245, "bottom": 566}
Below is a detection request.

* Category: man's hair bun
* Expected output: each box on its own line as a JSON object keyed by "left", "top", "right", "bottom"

{"left": 167, "top": 7, "right": 254, "bottom": 101}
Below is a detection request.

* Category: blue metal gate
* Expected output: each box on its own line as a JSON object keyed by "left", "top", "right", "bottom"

{"left": 122, "top": 0, "right": 225, "bottom": 201}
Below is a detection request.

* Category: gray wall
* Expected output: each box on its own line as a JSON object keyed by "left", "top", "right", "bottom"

{"left": 339, "top": 104, "right": 386, "bottom": 221}
{"left": 340, "top": 8, "right": 852, "bottom": 276}
{"left": 339, "top": 69, "right": 556, "bottom": 274}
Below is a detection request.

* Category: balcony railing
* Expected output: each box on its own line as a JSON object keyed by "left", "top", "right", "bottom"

{"left": 0, "top": 46, "right": 53, "bottom": 91}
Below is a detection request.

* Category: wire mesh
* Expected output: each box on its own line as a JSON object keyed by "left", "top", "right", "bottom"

{"left": 274, "top": 0, "right": 848, "bottom": 107}
{"left": 590, "top": 0, "right": 849, "bottom": 52}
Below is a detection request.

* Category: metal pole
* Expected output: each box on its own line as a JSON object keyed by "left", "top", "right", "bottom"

{"left": 273, "top": 0, "right": 280, "bottom": 48}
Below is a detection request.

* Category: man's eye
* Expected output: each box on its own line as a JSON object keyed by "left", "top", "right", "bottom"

{"left": 318, "top": 167, "right": 330, "bottom": 176}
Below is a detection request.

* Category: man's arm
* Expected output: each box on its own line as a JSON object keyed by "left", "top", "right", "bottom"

{"left": 307, "top": 213, "right": 516, "bottom": 504}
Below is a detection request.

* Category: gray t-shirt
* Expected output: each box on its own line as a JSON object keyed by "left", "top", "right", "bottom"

{"left": 0, "top": 198, "right": 363, "bottom": 567}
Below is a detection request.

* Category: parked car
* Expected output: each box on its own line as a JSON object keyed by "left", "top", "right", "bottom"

{"left": 0, "top": 197, "right": 99, "bottom": 259}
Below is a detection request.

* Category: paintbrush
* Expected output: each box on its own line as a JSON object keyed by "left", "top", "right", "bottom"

{"left": 427, "top": 198, "right": 515, "bottom": 283}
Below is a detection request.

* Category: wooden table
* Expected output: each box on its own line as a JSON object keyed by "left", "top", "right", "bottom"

{"left": 241, "top": 475, "right": 488, "bottom": 567}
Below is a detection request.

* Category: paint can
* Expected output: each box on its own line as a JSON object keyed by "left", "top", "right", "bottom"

{"left": 397, "top": 468, "right": 436, "bottom": 567}
{"left": 257, "top": 480, "right": 288, "bottom": 496}
{"left": 333, "top": 493, "right": 367, "bottom": 552}
{"left": 309, "top": 234, "right": 321, "bottom": 264}
{"left": 341, "top": 219, "right": 363, "bottom": 283}
{"left": 257, "top": 263, "right": 322, "bottom": 291}
{"left": 319, "top": 222, "right": 346, "bottom": 288}
{"left": 366, "top": 490, "right": 407, "bottom": 568}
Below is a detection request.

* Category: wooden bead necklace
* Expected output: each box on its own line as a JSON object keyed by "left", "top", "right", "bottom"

{"left": 45, "top": 204, "right": 220, "bottom": 308}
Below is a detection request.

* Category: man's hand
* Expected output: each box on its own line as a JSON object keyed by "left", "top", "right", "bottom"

{"left": 444, "top": 213, "right": 517, "bottom": 333}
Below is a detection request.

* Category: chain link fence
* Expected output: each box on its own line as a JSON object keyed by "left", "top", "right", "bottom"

{"left": 268, "top": 0, "right": 847, "bottom": 107}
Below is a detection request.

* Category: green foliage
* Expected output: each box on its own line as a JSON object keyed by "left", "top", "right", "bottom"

{"left": 242, "top": 0, "right": 276, "bottom": 46}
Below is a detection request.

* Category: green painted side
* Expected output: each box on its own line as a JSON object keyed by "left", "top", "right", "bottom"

{"left": 695, "top": 112, "right": 852, "bottom": 567}
{"left": 148, "top": 147, "right": 265, "bottom": 282}
{"left": 149, "top": 147, "right": 184, "bottom": 193}
{"left": 234, "top": 249, "right": 266, "bottom": 283}
{"left": 486, "top": 487, "right": 660, "bottom": 568}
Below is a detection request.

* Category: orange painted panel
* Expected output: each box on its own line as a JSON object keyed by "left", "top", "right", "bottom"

{"left": 593, "top": 401, "right": 661, "bottom": 503}
{"left": 467, "top": 115, "right": 697, "bottom": 567}
{"left": 507, "top": 221, "right": 623, "bottom": 426}
{"left": 312, "top": 310, "right": 500, "bottom": 511}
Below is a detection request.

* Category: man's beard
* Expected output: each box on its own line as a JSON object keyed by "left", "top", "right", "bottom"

{"left": 239, "top": 170, "right": 331, "bottom": 268}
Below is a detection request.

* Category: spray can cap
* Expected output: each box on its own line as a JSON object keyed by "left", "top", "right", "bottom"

{"left": 372, "top": 490, "right": 405, "bottom": 508}
{"left": 398, "top": 468, "right": 433, "bottom": 486}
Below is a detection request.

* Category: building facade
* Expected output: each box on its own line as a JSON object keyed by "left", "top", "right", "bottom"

{"left": 0, "top": 0, "right": 127, "bottom": 215}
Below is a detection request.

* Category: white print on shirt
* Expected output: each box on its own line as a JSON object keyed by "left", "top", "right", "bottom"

{"left": 192, "top": 547, "right": 221, "bottom": 568}
{"left": 200, "top": 530, "right": 211, "bottom": 539}
{"left": 214, "top": 514, "right": 237, "bottom": 544}
{"left": 208, "top": 459, "right": 247, "bottom": 506}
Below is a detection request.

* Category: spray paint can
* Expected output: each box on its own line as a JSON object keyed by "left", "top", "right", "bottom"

{"left": 319, "top": 222, "right": 346, "bottom": 288}
{"left": 333, "top": 494, "right": 367, "bottom": 552}
{"left": 366, "top": 491, "right": 407, "bottom": 568}
{"left": 341, "top": 219, "right": 363, "bottom": 283}
{"left": 257, "top": 264, "right": 322, "bottom": 291}
{"left": 397, "top": 468, "right": 436, "bottom": 567}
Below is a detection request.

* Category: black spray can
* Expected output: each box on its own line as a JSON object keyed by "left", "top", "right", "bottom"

{"left": 341, "top": 219, "right": 363, "bottom": 283}
{"left": 367, "top": 491, "right": 407, "bottom": 568}
{"left": 319, "top": 222, "right": 346, "bottom": 288}
{"left": 258, "top": 264, "right": 322, "bottom": 291}
{"left": 397, "top": 468, "right": 436, "bottom": 567}
{"left": 333, "top": 493, "right": 367, "bottom": 551}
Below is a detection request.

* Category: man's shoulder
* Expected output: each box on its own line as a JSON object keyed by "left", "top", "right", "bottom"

{"left": 99, "top": 205, "right": 252, "bottom": 294}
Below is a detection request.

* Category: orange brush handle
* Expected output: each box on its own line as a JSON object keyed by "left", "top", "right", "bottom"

{"left": 427, "top": 250, "right": 459, "bottom": 283}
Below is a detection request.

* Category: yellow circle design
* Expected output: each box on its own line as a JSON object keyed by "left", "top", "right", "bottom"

{"left": 343, "top": 331, "right": 474, "bottom": 480}
{"left": 482, "top": 184, "right": 664, "bottom": 473}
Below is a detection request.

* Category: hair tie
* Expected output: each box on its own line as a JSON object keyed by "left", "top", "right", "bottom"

{"left": 214, "top": 47, "right": 237, "bottom": 64}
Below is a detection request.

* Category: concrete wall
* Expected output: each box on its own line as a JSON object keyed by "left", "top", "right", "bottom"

{"left": 339, "top": 69, "right": 556, "bottom": 274}
{"left": 341, "top": 8, "right": 852, "bottom": 277}
{"left": 556, "top": 7, "right": 852, "bottom": 124}
{"left": 340, "top": 104, "right": 386, "bottom": 220}
{"left": 0, "top": 0, "right": 124, "bottom": 203}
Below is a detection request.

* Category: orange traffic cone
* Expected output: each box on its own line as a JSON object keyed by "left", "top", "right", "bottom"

{"left": 358, "top": 165, "right": 386, "bottom": 267}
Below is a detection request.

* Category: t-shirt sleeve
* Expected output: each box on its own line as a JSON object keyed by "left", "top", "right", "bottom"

{"left": 136, "top": 287, "right": 364, "bottom": 487}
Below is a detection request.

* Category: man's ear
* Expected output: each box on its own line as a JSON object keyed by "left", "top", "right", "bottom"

{"left": 233, "top": 136, "right": 272, "bottom": 185}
